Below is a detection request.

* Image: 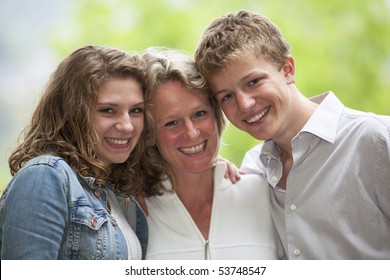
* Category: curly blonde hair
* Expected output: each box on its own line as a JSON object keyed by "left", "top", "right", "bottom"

{"left": 9, "top": 45, "right": 147, "bottom": 196}
{"left": 140, "top": 47, "right": 225, "bottom": 196}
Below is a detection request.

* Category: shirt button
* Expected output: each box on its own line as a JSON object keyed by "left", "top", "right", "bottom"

{"left": 290, "top": 204, "right": 297, "bottom": 211}
{"left": 294, "top": 249, "right": 301, "bottom": 256}
{"left": 272, "top": 176, "right": 278, "bottom": 182}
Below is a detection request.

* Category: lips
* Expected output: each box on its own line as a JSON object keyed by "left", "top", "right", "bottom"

{"left": 245, "top": 105, "right": 270, "bottom": 124}
{"left": 178, "top": 141, "right": 206, "bottom": 155}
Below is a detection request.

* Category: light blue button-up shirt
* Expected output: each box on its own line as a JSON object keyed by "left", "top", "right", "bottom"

{"left": 241, "top": 92, "right": 390, "bottom": 259}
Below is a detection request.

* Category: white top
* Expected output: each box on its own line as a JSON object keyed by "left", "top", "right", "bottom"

{"left": 241, "top": 91, "right": 390, "bottom": 259}
{"left": 145, "top": 162, "right": 284, "bottom": 260}
{"left": 107, "top": 190, "right": 142, "bottom": 260}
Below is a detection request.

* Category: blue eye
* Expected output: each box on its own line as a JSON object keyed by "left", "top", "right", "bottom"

{"left": 248, "top": 78, "right": 261, "bottom": 87}
{"left": 130, "top": 107, "right": 144, "bottom": 115}
{"left": 98, "top": 108, "right": 114, "bottom": 114}
{"left": 194, "top": 111, "right": 207, "bottom": 118}
{"left": 221, "top": 92, "right": 234, "bottom": 102}
{"left": 164, "top": 120, "right": 178, "bottom": 127}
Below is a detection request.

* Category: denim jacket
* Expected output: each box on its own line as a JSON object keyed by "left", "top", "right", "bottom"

{"left": 0, "top": 155, "right": 148, "bottom": 260}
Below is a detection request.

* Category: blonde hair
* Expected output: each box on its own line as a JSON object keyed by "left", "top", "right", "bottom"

{"left": 141, "top": 47, "right": 225, "bottom": 196}
{"left": 195, "top": 10, "right": 290, "bottom": 77}
{"left": 9, "top": 45, "right": 147, "bottom": 195}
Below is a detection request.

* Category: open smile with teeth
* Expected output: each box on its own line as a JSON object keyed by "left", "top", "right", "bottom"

{"left": 106, "top": 137, "right": 130, "bottom": 146}
{"left": 179, "top": 141, "right": 206, "bottom": 155}
{"left": 246, "top": 106, "right": 270, "bottom": 124}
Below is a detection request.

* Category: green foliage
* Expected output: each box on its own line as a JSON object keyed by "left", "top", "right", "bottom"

{"left": 1, "top": 0, "right": 389, "bottom": 193}
{"left": 269, "top": 0, "right": 390, "bottom": 115}
{"left": 47, "top": 0, "right": 390, "bottom": 167}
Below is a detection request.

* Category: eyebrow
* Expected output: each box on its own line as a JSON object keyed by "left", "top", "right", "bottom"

{"left": 213, "top": 71, "right": 259, "bottom": 96}
{"left": 157, "top": 103, "right": 208, "bottom": 120}
{"left": 97, "top": 101, "right": 145, "bottom": 107}
{"left": 214, "top": 88, "right": 230, "bottom": 96}
{"left": 96, "top": 102, "right": 117, "bottom": 107}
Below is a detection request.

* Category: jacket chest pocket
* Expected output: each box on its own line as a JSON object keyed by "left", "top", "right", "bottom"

{"left": 66, "top": 203, "right": 115, "bottom": 259}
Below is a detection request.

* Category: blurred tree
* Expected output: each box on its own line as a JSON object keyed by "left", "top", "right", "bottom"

{"left": 1, "top": 0, "right": 389, "bottom": 191}
{"left": 48, "top": 0, "right": 390, "bottom": 166}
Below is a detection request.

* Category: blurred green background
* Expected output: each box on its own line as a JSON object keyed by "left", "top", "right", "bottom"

{"left": 1, "top": 0, "right": 390, "bottom": 193}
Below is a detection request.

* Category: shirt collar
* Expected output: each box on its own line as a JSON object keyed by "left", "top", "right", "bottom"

{"left": 161, "top": 161, "right": 230, "bottom": 192}
{"left": 260, "top": 140, "right": 281, "bottom": 166}
{"left": 77, "top": 172, "right": 97, "bottom": 189}
{"left": 213, "top": 161, "right": 232, "bottom": 191}
{"left": 302, "top": 91, "right": 345, "bottom": 144}
{"left": 260, "top": 91, "right": 345, "bottom": 165}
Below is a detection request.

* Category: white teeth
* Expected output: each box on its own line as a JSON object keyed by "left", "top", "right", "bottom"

{"left": 246, "top": 106, "right": 270, "bottom": 123}
{"left": 107, "top": 138, "right": 129, "bottom": 145}
{"left": 180, "top": 142, "right": 205, "bottom": 155}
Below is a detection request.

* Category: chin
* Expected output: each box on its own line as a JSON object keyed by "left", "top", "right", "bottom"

{"left": 187, "top": 163, "right": 213, "bottom": 173}
{"left": 107, "top": 156, "right": 131, "bottom": 165}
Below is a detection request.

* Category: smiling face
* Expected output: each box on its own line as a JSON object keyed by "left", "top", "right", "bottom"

{"left": 208, "top": 54, "right": 296, "bottom": 142}
{"left": 151, "top": 80, "right": 219, "bottom": 176}
{"left": 93, "top": 77, "right": 144, "bottom": 164}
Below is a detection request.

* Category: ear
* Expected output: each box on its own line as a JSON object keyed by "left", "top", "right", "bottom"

{"left": 282, "top": 55, "right": 295, "bottom": 84}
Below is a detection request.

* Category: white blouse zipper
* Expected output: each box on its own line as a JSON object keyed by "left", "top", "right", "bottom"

{"left": 204, "top": 240, "right": 210, "bottom": 260}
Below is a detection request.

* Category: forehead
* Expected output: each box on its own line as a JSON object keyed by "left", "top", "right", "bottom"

{"left": 151, "top": 81, "right": 210, "bottom": 113}
{"left": 98, "top": 77, "right": 143, "bottom": 100}
{"left": 154, "top": 80, "right": 207, "bottom": 100}
{"left": 208, "top": 55, "right": 276, "bottom": 92}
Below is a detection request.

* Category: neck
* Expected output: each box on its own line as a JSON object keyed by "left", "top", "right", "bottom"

{"left": 276, "top": 90, "right": 318, "bottom": 151}
{"left": 174, "top": 167, "right": 214, "bottom": 204}
{"left": 173, "top": 167, "right": 214, "bottom": 240}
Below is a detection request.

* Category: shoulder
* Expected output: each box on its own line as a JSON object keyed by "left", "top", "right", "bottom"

{"left": 239, "top": 172, "right": 268, "bottom": 184}
{"left": 241, "top": 143, "right": 266, "bottom": 175}
{"left": 234, "top": 173, "right": 269, "bottom": 193}
{"left": 341, "top": 109, "right": 390, "bottom": 141}
{"left": 218, "top": 165, "right": 269, "bottom": 196}
{"left": 215, "top": 173, "right": 272, "bottom": 217}
{"left": 2, "top": 156, "right": 74, "bottom": 209}
{"left": 245, "top": 142, "right": 263, "bottom": 155}
{"left": 9, "top": 155, "right": 78, "bottom": 193}
{"left": 21, "top": 155, "right": 72, "bottom": 174}
{"left": 343, "top": 109, "right": 390, "bottom": 130}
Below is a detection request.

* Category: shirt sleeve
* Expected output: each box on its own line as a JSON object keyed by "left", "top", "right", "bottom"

{"left": 376, "top": 121, "right": 390, "bottom": 219}
{"left": 240, "top": 143, "right": 266, "bottom": 176}
{"left": 1, "top": 164, "right": 68, "bottom": 259}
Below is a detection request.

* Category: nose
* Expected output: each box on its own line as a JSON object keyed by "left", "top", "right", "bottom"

{"left": 184, "top": 120, "right": 199, "bottom": 139}
{"left": 115, "top": 114, "right": 134, "bottom": 132}
{"left": 236, "top": 90, "right": 255, "bottom": 112}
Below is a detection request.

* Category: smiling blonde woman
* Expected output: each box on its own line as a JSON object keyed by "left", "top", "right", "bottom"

{"left": 140, "top": 47, "right": 284, "bottom": 260}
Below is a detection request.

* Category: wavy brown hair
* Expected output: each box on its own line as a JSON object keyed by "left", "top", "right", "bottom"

{"left": 195, "top": 10, "right": 290, "bottom": 78}
{"left": 140, "top": 47, "right": 225, "bottom": 196}
{"left": 9, "top": 45, "right": 147, "bottom": 196}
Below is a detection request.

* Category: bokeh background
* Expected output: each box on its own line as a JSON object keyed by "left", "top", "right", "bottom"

{"left": 1, "top": 0, "right": 390, "bottom": 192}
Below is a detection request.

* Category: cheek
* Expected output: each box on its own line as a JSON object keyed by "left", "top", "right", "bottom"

{"left": 155, "top": 131, "right": 177, "bottom": 155}
{"left": 220, "top": 103, "right": 235, "bottom": 118}
{"left": 93, "top": 116, "right": 106, "bottom": 139}
{"left": 203, "top": 118, "right": 219, "bottom": 137}
{"left": 134, "top": 118, "right": 144, "bottom": 133}
{"left": 209, "top": 120, "right": 218, "bottom": 133}
{"left": 131, "top": 119, "right": 144, "bottom": 144}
